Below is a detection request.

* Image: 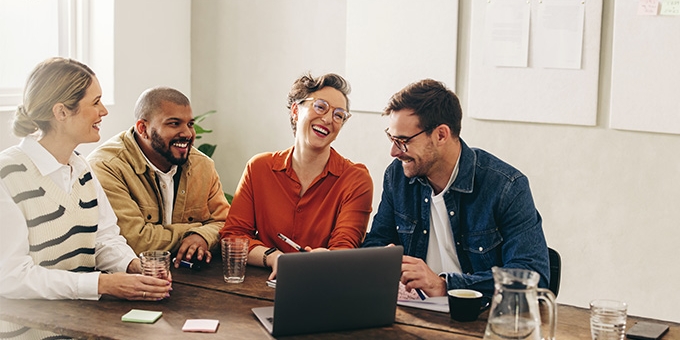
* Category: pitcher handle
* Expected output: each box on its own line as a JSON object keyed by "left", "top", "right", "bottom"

{"left": 537, "top": 288, "right": 557, "bottom": 340}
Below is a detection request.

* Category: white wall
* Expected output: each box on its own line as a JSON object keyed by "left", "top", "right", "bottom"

{"left": 86, "top": 0, "right": 192, "bottom": 156}
{"left": 192, "top": 1, "right": 680, "bottom": 322}
{"left": 191, "top": 0, "right": 350, "bottom": 192}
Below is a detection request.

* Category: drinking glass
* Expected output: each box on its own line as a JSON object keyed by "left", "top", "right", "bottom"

{"left": 139, "top": 250, "right": 171, "bottom": 279}
{"left": 590, "top": 299, "right": 627, "bottom": 340}
{"left": 221, "top": 237, "right": 249, "bottom": 283}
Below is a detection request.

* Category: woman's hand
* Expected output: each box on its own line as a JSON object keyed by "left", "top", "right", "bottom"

{"left": 303, "top": 246, "right": 329, "bottom": 252}
{"left": 98, "top": 272, "right": 172, "bottom": 301}
{"left": 267, "top": 253, "right": 283, "bottom": 281}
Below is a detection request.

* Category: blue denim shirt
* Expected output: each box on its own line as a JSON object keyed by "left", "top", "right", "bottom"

{"left": 362, "top": 139, "right": 549, "bottom": 296}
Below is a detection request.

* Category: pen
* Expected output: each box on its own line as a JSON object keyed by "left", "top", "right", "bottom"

{"left": 173, "top": 258, "right": 202, "bottom": 270}
{"left": 415, "top": 289, "right": 428, "bottom": 300}
{"left": 277, "top": 233, "right": 306, "bottom": 252}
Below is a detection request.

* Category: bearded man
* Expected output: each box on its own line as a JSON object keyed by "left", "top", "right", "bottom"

{"left": 89, "top": 87, "right": 229, "bottom": 267}
{"left": 362, "top": 79, "right": 549, "bottom": 298}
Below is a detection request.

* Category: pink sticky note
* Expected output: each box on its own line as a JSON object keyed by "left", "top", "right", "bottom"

{"left": 182, "top": 319, "right": 220, "bottom": 333}
{"left": 638, "top": 0, "right": 660, "bottom": 15}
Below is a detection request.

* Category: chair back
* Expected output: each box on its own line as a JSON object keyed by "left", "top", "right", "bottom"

{"left": 548, "top": 247, "right": 561, "bottom": 297}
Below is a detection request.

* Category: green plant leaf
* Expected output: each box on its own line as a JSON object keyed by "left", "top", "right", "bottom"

{"left": 198, "top": 143, "right": 217, "bottom": 158}
{"left": 193, "top": 110, "right": 235, "bottom": 202}
{"left": 194, "top": 124, "right": 213, "bottom": 135}
{"left": 194, "top": 110, "right": 216, "bottom": 124}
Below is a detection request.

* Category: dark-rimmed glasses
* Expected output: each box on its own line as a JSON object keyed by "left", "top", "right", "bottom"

{"left": 299, "top": 98, "right": 351, "bottom": 124}
{"left": 384, "top": 127, "right": 434, "bottom": 153}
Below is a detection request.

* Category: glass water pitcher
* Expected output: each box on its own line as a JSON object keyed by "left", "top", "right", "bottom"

{"left": 483, "top": 267, "right": 557, "bottom": 340}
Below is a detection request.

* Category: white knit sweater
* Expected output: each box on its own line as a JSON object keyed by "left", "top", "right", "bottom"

{"left": 0, "top": 146, "right": 97, "bottom": 272}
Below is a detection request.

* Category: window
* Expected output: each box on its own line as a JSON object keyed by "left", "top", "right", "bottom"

{"left": 0, "top": 0, "right": 113, "bottom": 111}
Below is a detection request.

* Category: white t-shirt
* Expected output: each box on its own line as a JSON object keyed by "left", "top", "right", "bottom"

{"left": 425, "top": 155, "right": 462, "bottom": 275}
{"left": 144, "top": 157, "right": 177, "bottom": 226}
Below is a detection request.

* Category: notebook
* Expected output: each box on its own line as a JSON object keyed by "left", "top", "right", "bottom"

{"left": 252, "top": 246, "right": 403, "bottom": 337}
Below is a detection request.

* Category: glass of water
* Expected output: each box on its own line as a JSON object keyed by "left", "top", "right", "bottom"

{"left": 139, "top": 250, "right": 171, "bottom": 279}
{"left": 221, "top": 237, "right": 249, "bottom": 283}
{"left": 590, "top": 299, "right": 627, "bottom": 340}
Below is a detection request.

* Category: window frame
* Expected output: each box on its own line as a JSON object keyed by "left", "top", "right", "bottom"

{"left": 0, "top": 0, "right": 95, "bottom": 111}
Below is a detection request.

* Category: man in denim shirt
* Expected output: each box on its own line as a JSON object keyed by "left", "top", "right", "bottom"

{"left": 362, "top": 79, "right": 549, "bottom": 298}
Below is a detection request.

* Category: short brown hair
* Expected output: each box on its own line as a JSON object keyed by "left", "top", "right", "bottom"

{"left": 383, "top": 79, "right": 462, "bottom": 137}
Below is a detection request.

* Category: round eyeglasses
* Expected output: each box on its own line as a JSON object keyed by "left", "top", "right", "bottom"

{"left": 299, "top": 98, "right": 351, "bottom": 124}
{"left": 384, "top": 126, "right": 435, "bottom": 153}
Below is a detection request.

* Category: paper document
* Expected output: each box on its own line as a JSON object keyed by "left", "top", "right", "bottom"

{"left": 398, "top": 296, "right": 449, "bottom": 313}
{"left": 397, "top": 282, "right": 449, "bottom": 313}
{"left": 483, "top": 0, "right": 531, "bottom": 67}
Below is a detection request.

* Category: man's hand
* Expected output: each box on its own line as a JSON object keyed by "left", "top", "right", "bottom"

{"left": 175, "top": 233, "right": 211, "bottom": 268}
{"left": 126, "top": 258, "right": 143, "bottom": 274}
{"left": 400, "top": 255, "right": 447, "bottom": 297}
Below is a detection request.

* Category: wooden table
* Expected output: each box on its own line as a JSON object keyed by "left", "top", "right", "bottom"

{"left": 1, "top": 260, "right": 679, "bottom": 339}
{"left": 172, "top": 260, "right": 680, "bottom": 340}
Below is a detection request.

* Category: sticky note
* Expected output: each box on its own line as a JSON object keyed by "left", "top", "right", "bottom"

{"left": 638, "top": 0, "right": 659, "bottom": 15}
{"left": 660, "top": 0, "right": 680, "bottom": 15}
{"left": 121, "top": 309, "right": 163, "bottom": 323}
{"left": 182, "top": 319, "right": 220, "bottom": 333}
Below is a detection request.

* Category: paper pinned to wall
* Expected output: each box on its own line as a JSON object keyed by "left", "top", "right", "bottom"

{"left": 483, "top": 0, "right": 530, "bottom": 68}
{"left": 610, "top": 0, "right": 680, "bottom": 134}
{"left": 536, "top": 0, "right": 585, "bottom": 69}
{"left": 638, "top": 0, "right": 660, "bottom": 15}
{"left": 660, "top": 0, "right": 680, "bottom": 15}
{"left": 468, "top": 0, "right": 602, "bottom": 126}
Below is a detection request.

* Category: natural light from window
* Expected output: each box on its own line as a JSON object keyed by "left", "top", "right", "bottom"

{"left": 0, "top": 0, "right": 113, "bottom": 112}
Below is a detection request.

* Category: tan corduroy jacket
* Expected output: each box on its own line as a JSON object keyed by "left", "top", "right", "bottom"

{"left": 87, "top": 127, "right": 230, "bottom": 255}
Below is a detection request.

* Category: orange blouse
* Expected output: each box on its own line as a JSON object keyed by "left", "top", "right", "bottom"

{"left": 220, "top": 147, "right": 373, "bottom": 253}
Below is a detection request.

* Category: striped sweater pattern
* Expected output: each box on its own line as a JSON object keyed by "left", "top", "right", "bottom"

{"left": 0, "top": 146, "right": 98, "bottom": 273}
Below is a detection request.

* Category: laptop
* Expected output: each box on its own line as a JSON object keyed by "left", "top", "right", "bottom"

{"left": 252, "top": 246, "right": 403, "bottom": 337}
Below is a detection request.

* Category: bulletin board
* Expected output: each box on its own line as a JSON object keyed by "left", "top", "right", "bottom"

{"left": 609, "top": 1, "right": 680, "bottom": 135}
{"left": 345, "top": 0, "right": 458, "bottom": 113}
{"left": 467, "top": 0, "right": 603, "bottom": 126}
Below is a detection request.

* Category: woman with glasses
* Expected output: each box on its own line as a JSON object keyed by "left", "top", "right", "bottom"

{"left": 0, "top": 57, "right": 173, "bottom": 338}
{"left": 220, "top": 73, "right": 373, "bottom": 279}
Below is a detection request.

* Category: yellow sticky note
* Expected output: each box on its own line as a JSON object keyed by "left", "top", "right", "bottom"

{"left": 660, "top": 0, "right": 680, "bottom": 15}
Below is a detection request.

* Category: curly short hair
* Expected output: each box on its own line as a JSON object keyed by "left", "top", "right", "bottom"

{"left": 286, "top": 72, "right": 351, "bottom": 136}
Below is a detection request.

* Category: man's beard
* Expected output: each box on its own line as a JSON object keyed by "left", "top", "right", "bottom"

{"left": 150, "top": 129, "right": 192, "bottom": 166}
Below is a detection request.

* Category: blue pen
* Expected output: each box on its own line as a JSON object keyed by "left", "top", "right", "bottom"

{"left": 173, "top": 257, "right": 202, "bottom": 270}
{"left": 415, "top": 289, "right": 428, "bottom": 300}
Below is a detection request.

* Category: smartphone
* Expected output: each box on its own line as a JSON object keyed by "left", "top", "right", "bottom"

{"left": 626, "top": 321, "right": 669, "bottom": 340}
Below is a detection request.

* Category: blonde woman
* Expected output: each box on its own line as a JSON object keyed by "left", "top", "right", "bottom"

{"left": 0, "top": 58, "right": 172, "bottom": 338}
